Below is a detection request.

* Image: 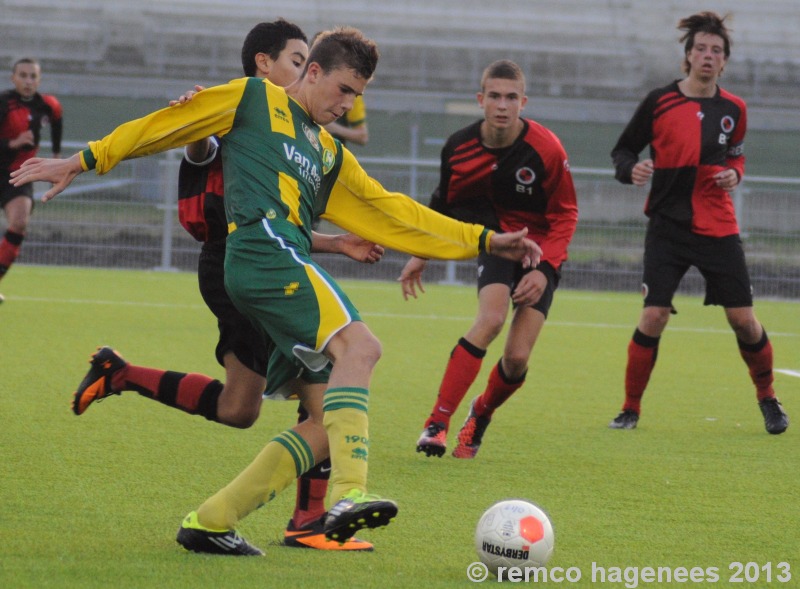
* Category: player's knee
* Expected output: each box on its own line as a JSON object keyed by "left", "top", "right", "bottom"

{"left": 217, "top": 404, "right": 260, "bottom": 428}
{"left": 358, "top": 333, "right": 382, "bottom": 367}
{"left": 502, "top": 354, "right": 529, "bottom": 378}
{"left": 477, "top": 313, "right": 506, "bottom": 341}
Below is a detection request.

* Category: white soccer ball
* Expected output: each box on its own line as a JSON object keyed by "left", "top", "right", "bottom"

{"left": 475, "top": 499, "right": 555, "bottom": 574}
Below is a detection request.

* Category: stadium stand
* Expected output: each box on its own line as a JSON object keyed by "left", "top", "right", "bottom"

{"left": 1, "top": 0, "right": 798, "bottom": 106}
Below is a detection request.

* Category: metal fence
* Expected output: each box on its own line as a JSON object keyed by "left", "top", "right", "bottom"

{"left": 16, "top": 141, "right": 800, "bottom": 300}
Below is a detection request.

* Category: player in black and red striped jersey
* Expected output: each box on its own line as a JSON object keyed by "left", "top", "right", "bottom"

{"left": 0, "top": 58, "right": 62, "bottom": 301}
{"left": 403, "top": 59, "right": 578, "bottom": 459}
{"left": 608, "top": 11, "right": 788, "bottom": 435}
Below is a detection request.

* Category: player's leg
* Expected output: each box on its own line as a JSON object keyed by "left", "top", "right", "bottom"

{"left": 417, "top": 254, "right": 513, "bottom": 457}
{"left": 224, "top": 228, "right": 397, "bottom": 542}
{"left": 453, "top": 263, "right": 559, "bottom": 458}
{"left": 0, "top": 188, "right": 34, "bottom": 286}
{"left": 610, "top": 224, "right": 684, "bottom": 429}
{"left": 72, "top": 242, "right": 268, "bottom": 426}
{"left": 701, "top": 233, "right": 787, "bottom": 434}
{"left": 284, "top": 389, "right": 374, "bottom": 550}
{"left": 728, "top": 308, "right": 788, "bottom": 434}
{"left": 178, "top": 380, "right": 327, "bottom": 555}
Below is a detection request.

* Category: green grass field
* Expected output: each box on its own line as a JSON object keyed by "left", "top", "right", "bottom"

{"left": 1, "top": 266, "right": 798, "bottom": 588}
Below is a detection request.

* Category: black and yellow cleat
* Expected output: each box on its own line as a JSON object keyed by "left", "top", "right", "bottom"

{"left": 324, "top": 489, "right": 398, "bottom": 543}
{"left": 176, "top": 511, "right": 263, "bottom": 556}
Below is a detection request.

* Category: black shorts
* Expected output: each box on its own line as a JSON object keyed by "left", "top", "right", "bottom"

{"left": 198, "top": 239, "right": 271, "bottom": 375}
{"left": 476, "top": 252, "right": 560, "bottom": 318}
{"left": 0, "top": 170, "right": 34, "bottom": 208}
{"left": 642, "top": 215, "right": 753, "bottom": 308}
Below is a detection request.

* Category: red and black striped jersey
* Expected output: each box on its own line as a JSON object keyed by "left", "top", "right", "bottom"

{"left": 431, "top": 118, "right": 578, "bottom": 270}
{"left": 177, "top": 141, "right": 226, "bottom": 243}
{"left": 0, "top": 89, "right": 63, "bottom": 172}
{"left": 611, "top": 80, "right": 747, "bottom": 237}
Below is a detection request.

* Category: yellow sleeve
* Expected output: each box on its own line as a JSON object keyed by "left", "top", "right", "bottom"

{"left": 321, "top": 149, "right": 492, "bottom": 260}
{"left": 346, "top": 95, "right": 367, "bottom": 127}
{"left": 81, "top": 78, "right": 247, "bottom": 174}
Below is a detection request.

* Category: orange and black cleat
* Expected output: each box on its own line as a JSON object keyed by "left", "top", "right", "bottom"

{"left": 284, "top": 515, "right": 374, "bottom": 551}
{"left": 72, "top": 346, "right": 128, "bottom": 415}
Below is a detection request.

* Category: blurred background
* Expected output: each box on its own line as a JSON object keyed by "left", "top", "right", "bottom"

{"left": 2, "top": 0, "right": 799, "bottom": 296}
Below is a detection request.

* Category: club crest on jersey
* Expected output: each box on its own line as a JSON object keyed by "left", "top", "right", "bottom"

{"left": 302, "top": 123, "right": 320, "bottom": 151}
{"left": 515, "top": 167, "right": 536, "bottom": 185}
{"left": 697, "top": 111, "right": 705, "bottom": 121}
{"left": 322, "top": 149, "right": 335, "bottom": 174}
{"left": 720, "top": 115, "right": 735, "bottom": 133}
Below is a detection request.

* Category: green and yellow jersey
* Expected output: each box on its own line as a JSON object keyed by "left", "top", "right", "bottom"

{"left": 80, "top": 77, "right": 493, "bottom": 259}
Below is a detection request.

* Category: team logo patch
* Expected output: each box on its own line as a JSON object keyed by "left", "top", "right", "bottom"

{"left": 720, "top": 115, "right": 735, "bottom": 133}
{"left": 266, "top": 209, "right": 277, "bottom": 220}
{"left": 302, "top": 123, "right": 320, "bottom": 151}
{"left": 563, "top": 159, "right": 570, "bottom": 171}
{"left": 641, "top": 282, "right": 649, "bottom": 300}
{"left": 283, "top": 281, "right": 300, "bottom": 295}
{"left": 516, "top": 167, "right": 536, "bottom": 185}
{"left": 322, "top": 149, "right": 335, "bottom": 174}
{"left": 697, "top": 111, "right": 705, "bottom": 121}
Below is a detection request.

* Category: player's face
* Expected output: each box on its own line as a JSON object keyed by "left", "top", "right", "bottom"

{"left": 477, "top": 77, "right": 527, "bottom": 132}
{"left": 267, "top": 39, "right": 308, "bottom": 88}
{"left": 306, "top": 64, "right": 368, "bottom": 125}
{"left": 11, "top": 62, "right": 41, "bottom": 99}
{"left": 687, "top": 32, "right": 727, "bottom": 82}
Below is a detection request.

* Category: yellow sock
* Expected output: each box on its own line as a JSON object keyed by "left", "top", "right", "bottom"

{"left": 323, "top": 387, "right": 369, "bottom": 501}
{"left": 197, "top": 430, "right": 313, "bottom": 530}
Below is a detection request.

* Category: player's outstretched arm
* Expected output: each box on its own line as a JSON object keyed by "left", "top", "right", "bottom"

{"left": 168, "top": 85, "right": 212, "bottom": 163}
{"left": 398, "top": 256, "right": 427, "bottom": 300}
{"left": 489, "top": 228, "right": 542, "bottom": 268}
{"left": 10, "top": 154, "right": 84, "bottom": 201}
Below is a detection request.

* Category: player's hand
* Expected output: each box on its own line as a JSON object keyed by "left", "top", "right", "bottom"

{"left": 10, "top": 130, "right": 34, "bottom": 150}
{"left": 631, "top": 159, "right": 654, "bottom": 186}
{"left": 488, "top": 228, "right": 542, "bottom": 268}
{"left": 168, "top": 85, "right": 206, "bottom": 106}
{"left": 398, "top": 256, "right": 427, "bottom": 300}
{"left": 9, "top": 154, "right": 84, "bottom": 201}
{"left": 713, "top": 168, "right": 739, "bottom": 193}
{"left": 338, "top": 233, "right": 384, "bottom": 263}
{"left": 511, "top": 268, "right": 547, "bottom": 307}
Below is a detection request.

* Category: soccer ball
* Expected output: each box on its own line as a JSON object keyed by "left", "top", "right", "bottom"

{"left": 475, "top": 499, "right": 554, "bottom": 573}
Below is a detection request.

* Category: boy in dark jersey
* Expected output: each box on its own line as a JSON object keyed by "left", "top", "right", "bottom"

{"left": 607, "top": 12, "right": 788, "bottom": 435}
{"left": 405, "top": 60, "right": 578, "bottom": 459}
{"left": 0, "top": 58, "right": 62, "bottom": 302}
{"left": 12, "top": 28, "right": 541, "bottom": 552}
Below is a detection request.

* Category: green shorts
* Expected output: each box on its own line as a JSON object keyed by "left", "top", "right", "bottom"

{"left": 224, "top": 219, "right": 361, "bottom": 379}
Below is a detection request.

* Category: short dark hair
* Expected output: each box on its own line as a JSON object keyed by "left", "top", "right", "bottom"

{"left": 678, "top": 11, "right": 732, "bottom": 74}
{"left": 240, "top": 19, "right": 307, "bottom": 77}
{"left": 305, "top": 27, "right": 379, "bottom": 80}
{"left": 12, "top": 57, "right": 39, "bottom": 73}
{"left": 480, "top": 59, "right": 525, "bottom": 92}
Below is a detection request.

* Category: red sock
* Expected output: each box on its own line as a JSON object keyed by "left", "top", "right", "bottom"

{"left": 473, "top": 360, "right": 526, "bottom": 419}
{"left": 112, "top": 364, "right": 223, "bottom": 421}
{"left": 427, "top": 338, "right": 485, "bottom": 427}
{"left": 738, "top": 329, "right": 775, "bottom": 401}
{"left": 623, "top": 329, "right": 659, "bottom": 414}
{"left": 291, "top": 475, "right": 328, "bottom": 528}
{"left": 0, "top": 230, "right": 24, "bottom": 278}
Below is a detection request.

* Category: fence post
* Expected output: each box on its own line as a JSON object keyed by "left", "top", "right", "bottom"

{"left": 155, "top": 149, "right": 180, "bottom": 272}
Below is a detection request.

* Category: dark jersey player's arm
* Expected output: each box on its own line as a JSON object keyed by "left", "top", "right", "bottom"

{"left": 610, "top": 92, "right": 656, "bottom": 184}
